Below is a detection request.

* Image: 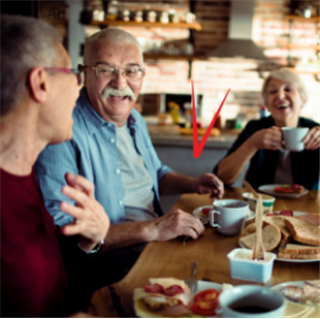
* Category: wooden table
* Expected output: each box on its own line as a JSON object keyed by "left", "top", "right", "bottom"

{"left": 88, "top": 188, "right": 320, "bottom": 317}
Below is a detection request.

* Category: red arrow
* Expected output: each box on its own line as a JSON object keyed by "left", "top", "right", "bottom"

{"left": 192, "top": 81, "right": 230, "bottom": 158}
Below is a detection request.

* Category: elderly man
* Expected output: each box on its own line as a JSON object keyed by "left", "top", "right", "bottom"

{"left": 35, "top": 28, "right": 224, "bottom": 287}
{"left": 0, "top": 15, "right": 109, "bottom": 317}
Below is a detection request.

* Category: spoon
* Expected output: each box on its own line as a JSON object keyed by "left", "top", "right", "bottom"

{"left": 184, "top": 261, "right": 199, "bottom": 294}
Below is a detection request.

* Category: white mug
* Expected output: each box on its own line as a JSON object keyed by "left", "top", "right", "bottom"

{"left": 209, "top": 199, "right": 248, "bottom": 235}
{"left": 282, "top": 127, "right": 309, "bottom": 152}
{"left": 219, "top": 285, "right": 285, "bottom": 318}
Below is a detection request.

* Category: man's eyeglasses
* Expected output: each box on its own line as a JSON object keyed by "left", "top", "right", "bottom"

{"left": 83, "top": 64, "right": 145, "bottom": 81}
{"left": 43, "top": 67, "right": 83, "bottom": 86}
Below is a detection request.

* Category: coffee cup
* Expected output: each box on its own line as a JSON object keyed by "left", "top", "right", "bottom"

{"left": 208, "top": 199, "right": 248, "bottom": 235}
{"left": 219, "top": 285, "right": 286, "bottom": 318}
{"left": 282, "top": 127, "right": 309, "bottom": 152}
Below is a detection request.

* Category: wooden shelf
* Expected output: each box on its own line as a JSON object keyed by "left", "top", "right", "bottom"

{"left": 143, "top": 54, "right": 205, "bottom": 61}
{"left": 284, "top": 15, "right": 319, "bottom": 23}
{"left": 286, "top": 44, "right": 320, "bottom": 50}
{"left": 288, "top": 68, "right": 319, "bottom": 75}
{"left": 88, "top": 19, "right": 202, "bottom": 30}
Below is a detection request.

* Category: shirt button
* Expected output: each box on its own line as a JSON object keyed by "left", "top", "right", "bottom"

{"left": 110, "top": 138, "right": 115, "bottom": 143}
{"left": 116, "top": 169, "right": 120, "bottom": 174}
{"left": 119, "top": 201, "right": 123, "bottom": 205}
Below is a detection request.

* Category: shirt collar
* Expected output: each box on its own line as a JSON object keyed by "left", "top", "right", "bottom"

{"left": 77, "top": 87, "right": 137, "bottom": 135}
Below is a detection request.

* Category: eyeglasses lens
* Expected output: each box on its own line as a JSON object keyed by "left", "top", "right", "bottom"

{"left": 95, "top": 66, "right": 142, "bottom": 81}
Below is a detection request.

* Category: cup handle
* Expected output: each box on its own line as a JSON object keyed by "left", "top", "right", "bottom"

{"left": 209, "top": 210, "right": 221, "bottom": 228}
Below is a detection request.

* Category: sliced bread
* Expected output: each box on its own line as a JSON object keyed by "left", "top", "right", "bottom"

{"left": 239, "top": 224, "right": 281, "bottom": 252}
{"left": 283, "top": 243, "right": 320, "bottom": 255}
{"left": 263, "top": 215, "right": 292, "bottom": 242}
{"left": 284, "top": 218, "right": 320, "bottom": 246}
{"left": 240, "top": 221, "right": 268, "bottom": 237}
{"left": 278, "top": 252, "right": 320, "bottom": 260}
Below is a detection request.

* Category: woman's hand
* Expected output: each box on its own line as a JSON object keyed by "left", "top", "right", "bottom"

{"left": 303, "top": 126, "right": 320, "bottom": 150}
{"left": 60, "top": 173, "right": 110, "bottom": 251}
{"left": 247, "top": 126, "right": 282, "bottom": 151}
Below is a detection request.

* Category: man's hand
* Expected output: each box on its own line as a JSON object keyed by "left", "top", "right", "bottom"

{"left": 191, "top": 173, "right": 224, "bottom": 199}
{"left": 59, "top": 173, "right": 110, "bottom": 251}
{"left": 303, "top": 126, "right": 320, "bottom": 150}
{"left": 150, "top": 209, "right": 205, "bottom": 242}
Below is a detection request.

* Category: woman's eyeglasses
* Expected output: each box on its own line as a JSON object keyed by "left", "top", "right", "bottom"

{"left": 43, "top": 67, "right": 84, "bottom": 86}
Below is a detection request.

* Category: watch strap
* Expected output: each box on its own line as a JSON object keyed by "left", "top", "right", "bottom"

{"left": 77, "top": 239, "right": 105, "bottom": 255}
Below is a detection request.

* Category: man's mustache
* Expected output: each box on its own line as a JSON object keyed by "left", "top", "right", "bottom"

{"left": 101, "top": 87, "right": 136, "bottom": 101}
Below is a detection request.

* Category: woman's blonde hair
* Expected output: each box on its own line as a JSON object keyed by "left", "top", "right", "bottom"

{"left": 261, "top": 68, "right": 308, "bottom": 105}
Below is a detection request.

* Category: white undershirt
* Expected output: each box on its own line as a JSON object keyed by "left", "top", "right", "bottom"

{"left": 116, "top": 125, "right": 158, "bottom": 222}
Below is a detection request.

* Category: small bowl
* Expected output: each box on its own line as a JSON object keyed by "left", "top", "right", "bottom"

{"left": 219, "top": 285, "right": 286, "bottom": 318}
{"left": 242, "top": 192, "right": 275, "bottom": 215}
{"left": 227, "top": 248, "right": 276, "bottom": 283}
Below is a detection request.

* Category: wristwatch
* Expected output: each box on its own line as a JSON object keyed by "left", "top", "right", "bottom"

{"left": 77, "top": 239, "right": 105, "bottom": 255}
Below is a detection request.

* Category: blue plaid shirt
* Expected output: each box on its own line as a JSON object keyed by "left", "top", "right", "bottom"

{"left": 35, "top": 88, "right": 172, "bottom": 226}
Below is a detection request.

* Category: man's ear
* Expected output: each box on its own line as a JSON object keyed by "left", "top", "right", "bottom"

{"left": 28, "top": 67, "right": 49, "bottom": 103}
{"left": 78, "top": 64, "right": 87, "bottom": 87}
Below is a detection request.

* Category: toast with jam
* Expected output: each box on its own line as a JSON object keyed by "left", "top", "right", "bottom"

{"left": 274, "top": 184, "right": 305, "bottom": 194}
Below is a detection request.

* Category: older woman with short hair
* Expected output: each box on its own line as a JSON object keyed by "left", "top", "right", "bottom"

{"left": 214, "top": 68, "right": 320, "bottom": 190}
{"left": 1, "top": 15, "right": 109, "bottom": 317}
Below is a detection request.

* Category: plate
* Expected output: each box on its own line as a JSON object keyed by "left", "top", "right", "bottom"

{"left": 273, "top": 210, "right": 313, "bottom": 217}
{"left": 271, "top": 281, "right": 320, "bottom": 306}
{"left": 134, "top": 280, "right": 223, "bottom": 318}
{"left": 193, "top": 206, "right": 255, "bottom": 223}
{"left": 195, "top": 280, "right": 223, "bottom": 294}
{"left": 258, "top": 184, "right": 308, "bottom": 199}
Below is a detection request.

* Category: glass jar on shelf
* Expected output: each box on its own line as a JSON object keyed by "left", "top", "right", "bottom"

{"left": 168, "top": 9, "right": 179, "bottom": 23}
{"left": 93, "top": 9, "right": 105, "bottom": 21}
{"left": 145, "top": 10, "right": 157, "bottom": 22}
{"left": 106, "top": 0, "right": 118, "bottom": 20}
{"left": 134, "top": 11, "right": 143, "bottom": 22}
{"left": 120, "top": 9, "right": 130, "bottom": 21}
{"left": 159, "top": 11, "right": 169, "bottom": 24}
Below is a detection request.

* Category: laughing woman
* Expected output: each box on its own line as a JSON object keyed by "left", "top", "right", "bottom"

{"left": 214, "top": 68, "right": 320, "bottom": 190}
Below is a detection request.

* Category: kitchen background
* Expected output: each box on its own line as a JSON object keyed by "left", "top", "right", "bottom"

{"left": 23, "top": 0, "right": 319, "bottom": 126}
{"left": 2, "top": 0, "right": 319, "bottom": 205}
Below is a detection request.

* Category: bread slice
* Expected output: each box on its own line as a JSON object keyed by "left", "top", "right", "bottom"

{"left": 278, "top": 252, "right": 320, "bottom": 260}
{"left": 284, "top": 243, "right": 320, "bottom": 255}
{"left": 240, "top": 221, "right": 269, "bottom": 238}
{"left": 263, "top": 216, "right": 292, "bottom": 242}
{"left": 239, "top": 224, "right": 281, "bottom": 252}
{"left": 284, "top": 218, "right": 320, "bottom": 246}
